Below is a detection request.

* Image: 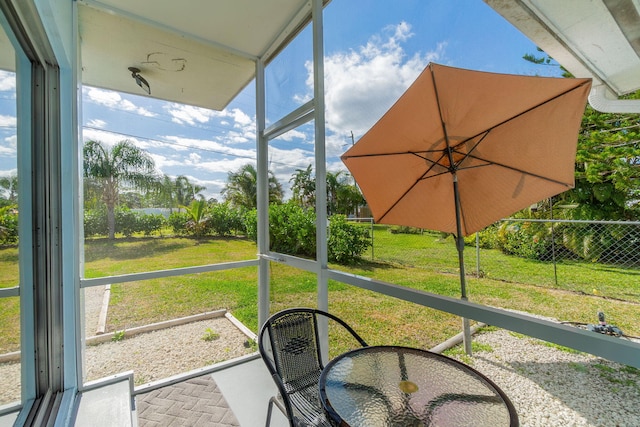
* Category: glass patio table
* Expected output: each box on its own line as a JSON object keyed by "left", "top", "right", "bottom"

{"left": 319, "top": 346, "right": 519, "bottom": 426}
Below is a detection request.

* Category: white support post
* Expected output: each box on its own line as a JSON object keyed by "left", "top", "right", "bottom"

{"left": 311, "top": 0, "right": 329, "bottom": 360}
{"left": 256, "top": 59, "right": 270, "bottom": 328}
{"left": 312, "top": 0, "right": 328, "bottom": 313}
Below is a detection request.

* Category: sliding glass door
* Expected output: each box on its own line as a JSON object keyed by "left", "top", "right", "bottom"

{"left": 0, "top": 6, "right": 20, "bottom": 409}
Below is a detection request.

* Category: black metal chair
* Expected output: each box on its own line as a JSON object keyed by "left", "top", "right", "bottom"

{"left": 258, "top": 308, "right": 368, "bottom": 427}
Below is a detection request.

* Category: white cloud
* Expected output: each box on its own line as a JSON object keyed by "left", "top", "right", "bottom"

{"left": 0, "top": 168, "right": 17, "bottom": 178}
{"left": 87, "top": 118, "right": 106, "bottom": 129}
{"left": 162, "top": 135, "right": 256, "bottom": 159}
{"left": 81, "top": 128, "right": 162, "bottom": 152}
{"left": 0, "top": 71, "right": 15, "bottom": 92}
{"left": 85, "top": 87, "right": 155, "bottom": 117}
{"left": 3, "top": 134, "right": 16, "bottom": 148}
{"left": 319, "top": 22, "right": 447, "bottom": 137}
{"left": 165, "top": 103, "right": 217, "bottom": 125}
{"left": 0, "top": 144, "right": 16, "bottom": 156}
{"left": 164, "top": 105, "right": 256, "bottom": 144}
{"left": 0, "top": 114, "right": 16, "bottom": 127}
{"left": 192, "top": 157, "right": 253, "bottom": 174}
{"left": 277, "top": 128, "right": 307, "bottom": 143}
{"left": 231, "top": 108, "right": 252, "bottom": 127}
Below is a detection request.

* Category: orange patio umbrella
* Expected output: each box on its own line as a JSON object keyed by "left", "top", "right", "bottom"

{"left": 342, "top": 63, "right": 591, "bottom": 351}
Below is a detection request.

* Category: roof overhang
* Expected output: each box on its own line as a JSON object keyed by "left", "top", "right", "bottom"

{"left": 485, "top": 0, "right": 640, "bottom": 112}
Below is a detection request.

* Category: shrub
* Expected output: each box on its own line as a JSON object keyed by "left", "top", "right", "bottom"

{"left": 168, "top": 211, "right": 190, "bottom": 235}
{"left": 497, "top": 221, "right": 550, "bottom": 260}
{"left": 183, "top": 200, "right": 211, "bottom": 238}
{"left": 244, "top": 205, "right": 371, "bottom": 263}
{"left": 389, "top": 225, "right": 421, "bottom": 234}
{"left": 115, "top": 208, "right": 138, "bottom": 237}
{"left": 465, "top": 224, "right": 501, "bottom": 249}
{"left": 84, "top": 208, "right": 108, "bottom": 237}
{"left": 210, "top": 202, "right": 244, "bottom": 236}
{"left": 269, "top": 203, "right": 316, "bottom": 256}
{"left": 0, "top": 205, "right": 18, "bottom": 245}
{"left": 328, "top": 215, "right": 371, "bottom": 264}
{"left": 85, "top": 208, "right": 165, "bottom": 238}
{"left": 138, "top": 213, "right": 165, "bottom": 236}
{"left": 243, "top": 209, "right": 258, "bottom": 241}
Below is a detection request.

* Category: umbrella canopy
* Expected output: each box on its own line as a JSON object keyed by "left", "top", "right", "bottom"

{"left": 342, "top": 63, "right": 591, "bottom": 354}
{"left": 342, "top": 63, "right": 592, "bottom": 237}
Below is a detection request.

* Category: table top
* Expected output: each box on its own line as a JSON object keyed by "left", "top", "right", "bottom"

{"left": 319, "top": 346, "right": 518, "bottom": 427}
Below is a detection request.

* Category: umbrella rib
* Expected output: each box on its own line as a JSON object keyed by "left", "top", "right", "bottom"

{"left": 342, "top": 149, "right": 448, "bottom": 159}
{"left": 342, "top": 151, "right": 422, "bottom": 159}
{"left": 459, "top": 154, "right": 574, "bottom": 187}
{"left": 460, "top": 80, "right": 592, "bottom": 147}
{"left": 377, "top": 166, "right": 447, "bottom": 223}
{"left": 430, "top": 66, "right": 456, "bottom": 172}
{"left": 440, "top": 80, "right": 590, "bottom": 173}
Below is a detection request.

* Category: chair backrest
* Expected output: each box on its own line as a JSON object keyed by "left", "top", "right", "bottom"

{"left": 259, "top": 308, "right": 368, "bottom": 426}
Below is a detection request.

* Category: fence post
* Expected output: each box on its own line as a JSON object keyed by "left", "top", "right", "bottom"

{"left": 550, "top": 197, "right": 558, "bottom": 286}
{"left": 370, "top": 218, "right": 374, "bottom": 260}
{"left": 476, "top": 233, "right": 480, "bottom": 277}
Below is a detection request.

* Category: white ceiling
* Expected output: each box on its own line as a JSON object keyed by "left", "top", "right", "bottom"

{"left": 78, "top": 0, "right": 316, "bottom": 110}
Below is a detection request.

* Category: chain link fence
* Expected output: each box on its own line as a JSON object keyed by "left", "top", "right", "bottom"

{"left": 349, "top": 218, "right": 640, "bottom": 295}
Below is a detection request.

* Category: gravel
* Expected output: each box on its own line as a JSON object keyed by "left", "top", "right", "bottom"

{"left": 83, "top": 316, "right": 256, "bottom": 386}
{"left": 449, "top": 329, "right": 640, "bottom": 427}
{"left": 0, "top": 316, "right": 256, "bottom": 405}
{"left": 2, "top": 300, "right": 639, "bottom": 426}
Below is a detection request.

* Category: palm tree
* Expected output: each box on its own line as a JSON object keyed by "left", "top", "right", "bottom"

{"left": 0, "top": 175, "right": 18, "bottom": 206}
{"left": 290, "top": 166, "right": 364, "bottom": 215}
{"left": 155, "top": 174, "right": 205, "bottom": 212}
{"left": 182, "top": 199, "right": 209, "bottom": 237}
{"left": 174, "top": 175, "right": 206, "bottom": 208}
{"left": 326, "top": 171, "right": 344, "bottom": 215}
{"left": 83, "top": 139, "right": 158, "bottom": 239}
{"left": 290, "top": 165, "right": 315, "bottom": 209}
{"left": 155, "top": 174, "right": 176, "bottom": 212}
{"left": 222, "top": 164, "right": 283, "bottom": 210}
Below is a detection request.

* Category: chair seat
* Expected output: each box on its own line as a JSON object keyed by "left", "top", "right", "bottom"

{"left": 287, "top": 370, "right": 332, "bottom": 426}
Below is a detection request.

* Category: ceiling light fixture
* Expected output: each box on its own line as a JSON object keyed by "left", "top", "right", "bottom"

{"left": 128, "top": 67, "right": 151, "bottom": 95}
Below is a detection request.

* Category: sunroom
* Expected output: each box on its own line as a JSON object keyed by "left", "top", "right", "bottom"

{"left": 0, "top": 0, "right": 639, "bottom": 426}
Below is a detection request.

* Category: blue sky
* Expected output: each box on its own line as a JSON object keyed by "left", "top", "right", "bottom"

{"left": 1, "top": 0, "right": 563, "bottom": 201}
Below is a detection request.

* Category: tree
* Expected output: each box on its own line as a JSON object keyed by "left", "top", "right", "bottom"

{"left": 524, "top": 50, "right": 640, "bottom": 220}
{"left": 174, "top": 175, "right": 206, "bottom": 207}
{"left": 0, "top": 175, "right": 18, "bottom": 207}
{"left": 503, "top": 51, "right": 640, "bottom": 263}
{"left": 222, "top": 164, "right": 283, "bottom": 210}
{"left": 327, "top": 171, "right": 365, "bottom": 216}
{"left": 83, "top": 139, "right": 158, "bottom": 239}
{"left": 290, "top": 165, "right": 365, "bottom": 216}
{"left": 567, "top": 100, "right": 640, "bottom": 220}
{"left": 154, "top": 174, "right": 176, "bottom": 211}
{"left": 335, "top": 179, "right": 366, "bottom": 216}
{"left": 290, "top": 165, "right": 315, "bottom": 209}
{"left": 182, "top": 199, "right": 209, "bottom": 238}
{"left": 153, "top": 174, "right": 206, "bottom": 212}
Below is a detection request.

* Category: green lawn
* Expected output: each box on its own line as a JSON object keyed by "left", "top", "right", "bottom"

{"left": 0, "top": 231, "right": 638, "bottom": 354}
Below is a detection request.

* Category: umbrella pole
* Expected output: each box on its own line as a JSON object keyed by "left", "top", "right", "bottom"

{"left": 457, "top": 231, "right": 473, "bottom": 356}
{"left": 453, "top": 175, "right": 473, "bottom": 356}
